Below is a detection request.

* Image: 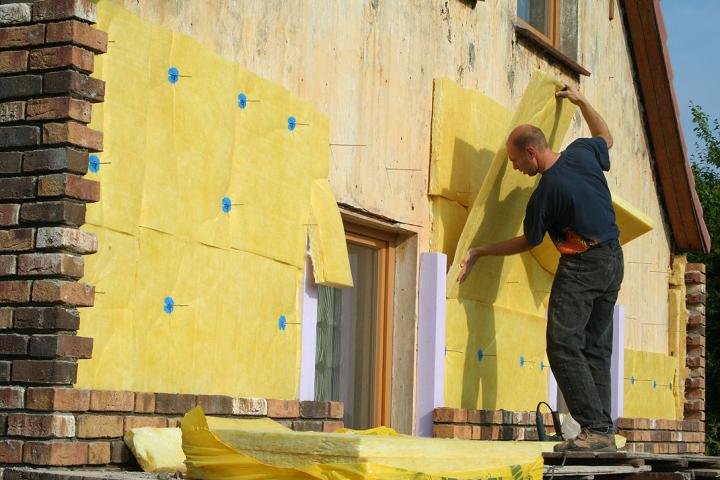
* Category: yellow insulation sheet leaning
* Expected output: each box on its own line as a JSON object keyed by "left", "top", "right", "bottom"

{"left": 623, "top": 349, "right": 680, "bottom": 420}
{"left": 181, "top": 406, "right": 545, "bottom": 480}
{"left": 78, "top": 1, "right": 351, "bottom": 398}
{"left": 442, "top": 72, "right": 577, "bottom": 411}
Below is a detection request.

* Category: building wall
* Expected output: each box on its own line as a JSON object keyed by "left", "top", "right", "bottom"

{"left": 106, "top": 0, "right": 672, "bottom": 356}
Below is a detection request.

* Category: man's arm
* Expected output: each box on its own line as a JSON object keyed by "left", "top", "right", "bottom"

{"left": 457, "top": 235, "right": 533, "bottom": 283}
{"left": 556, "top": 85, "right": 613, "bottom": 149}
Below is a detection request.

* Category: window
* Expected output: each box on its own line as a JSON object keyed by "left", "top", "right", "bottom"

{"left": 516, "top": 0, "right": 587, "bottom": 76}
{"left": 314, "top": 224, "right": 395, "bottom": 429}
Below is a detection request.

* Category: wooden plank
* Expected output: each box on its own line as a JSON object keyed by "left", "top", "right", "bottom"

{"left": 543, "top": 465, "right": 651, "bottom": 476}
{"left": 690, "top": 469, "right": 720, "bottom": 479}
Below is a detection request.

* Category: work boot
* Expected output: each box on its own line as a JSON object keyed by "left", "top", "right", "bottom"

{"left": 553, "top": 427, "right": 617, "bottom": 452}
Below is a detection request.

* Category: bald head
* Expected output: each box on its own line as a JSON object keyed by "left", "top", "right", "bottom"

{"left": 507, "top": 124, "right": 548, "bottom": 152}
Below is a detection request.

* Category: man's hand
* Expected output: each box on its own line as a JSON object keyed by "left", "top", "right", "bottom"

{"left": 555, "top": 84, "right": 586, "bottom": 105}
{"left": 457, "top": 247, "right": 483, "bottom": 283}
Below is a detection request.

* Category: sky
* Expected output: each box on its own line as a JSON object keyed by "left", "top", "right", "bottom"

{"left": 661, "top": 0, "right": 720, "bottom": 160}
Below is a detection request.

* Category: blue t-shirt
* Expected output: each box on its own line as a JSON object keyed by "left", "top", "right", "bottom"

{"left": 523, "top": 137, "right": 619, "bottom": 255}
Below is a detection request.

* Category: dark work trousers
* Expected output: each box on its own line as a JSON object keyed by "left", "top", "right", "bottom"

{"left": 547, "top": 239, "right": 624, "bottom": 431}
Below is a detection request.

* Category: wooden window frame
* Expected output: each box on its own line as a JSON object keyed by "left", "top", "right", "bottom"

{"left": 344, "top": 222, "right": 395, "bottom": 428}
{"left": 515, "top": 0, "right": 590, "bottom": 77}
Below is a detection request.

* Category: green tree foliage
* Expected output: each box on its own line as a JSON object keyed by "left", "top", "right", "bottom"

{"left": 687, "top": 103, "right": 719, "bottom": 455}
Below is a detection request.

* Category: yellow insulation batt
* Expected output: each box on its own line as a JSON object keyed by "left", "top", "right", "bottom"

{"left": 78, "top": 1, "right": 352, "bottom": 398}
{"left": 181, "top": 407, "right": 546, "bottom": 480}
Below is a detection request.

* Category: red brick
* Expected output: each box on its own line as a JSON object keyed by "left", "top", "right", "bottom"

{"left": 165, "top": 417, "right": 182, "bottom": 428}
{"left": 267, "top": 399, "right": 299, "bottom": 418}
{"left": 155, "top": 393, "right": 197, "bottom": 415}
{"left": 0, "top": 439, "right": 23, "bottom": 463}
{"left": 76, "top": 414, "right": 123, "bottom": 438}
{"left": 433, "top": 407, "right": 467, "bottom": 423}
{"left": 123, "top": 416, "right": 167, "bottom": 432}
{"left": 322, "top": 420, "right": 343, "bottom": 433}
{"left": 433, "top": 424, "right": 472, "bottom": 439}
{"left": 32, "top": 0, "right": 97, "bottom": 23}
{"left": 31, "top": 280, "right": 94, "bottom": 306}
{"left": 0, "top": 280, "right": 31, "bottom": 303}
{"left": 11, "top": 360, "right": 77, "bottom": 384}
{"left": 20, "top": 201, "right": 86, "bottom": 226}
{"left": 0, "top": 50, "right": 28, "bottom": 74}
{"left": 0, "top": 334, "right": 28, "bottom": 355}
{"left": 686, "top": 292, "right": 706, "bottom": 304}
{"left": 620, "top": 429, "right": 652, "bottom": 441}
{"left": 0, "top": 2, "right": 31, "bottom": 24}
{"left": 0, "top": 125, "right": 39, "bottom": 147}
{"left": 36, "top": 227, "right": 97, "bottom": 254}
{"left": 0, "top": 101, "right": 25, "bottom": 123}
{"left": 0, "top": 152, "right": 22, "bottom": 176}
{"left": 687, "top": 366, "right": 706, "bottom": 379}
{"left": 196, "top": 394, "right": 235, "bottom": 415}
{"left": 24, "top": 148, "right": 88, "bottom": 175}
{"left": 688, "top": 313, "right": 706, "bottom": 326}
{"left": 685, "top": 388, "right": 705, "bottom": 400}
{"left": 28, "top": 46, "right": 93, "bottom": 73}
{"left": 686, "top": 263, "right": 706, "bottom": 274}
{"left": 89, "top": 390, "right": 133, "bottom": 412}
{"left": 0, "top": 307, "right": 12, "bottom": 328}
{"left": 27, "top": 97, "right": 92, "bottom": 123}
{"left": 0, "top": 361, "right": 11, "bottom": 382}
{"left": 0, "top": 177, "right": 35, "bottom": 200}
{"left": 0, "top": 74, "right": 42, "bottom": 101}
{"left": 133, "top": 392, "right": 155, "bottom": 413}
{"left": 292, "top": 420, "right": 323, "bottom": 432}
{"left": 29, "top": 335, "right": 93, "bottom": 359}
{"left": 23, "top": 440, "right": 88, "bottom": 465}
{"left": 685, "top": 399, "right": 705, "bottom": 411}
{"left": 0, "top": 254, "right": 17, "bottom": 275}
{"left": 42, "top": 121, "right": 102, "bottom": 151}
{"left": 18, "top": 253, "right": 84, "bottom": 278}
{"left": 0, "top": 228, "right": 34, "bottom": 252}
{"left": 38, "top": 174, "right": 100, "bottom": 202}
{"left": 685, "top": 271, "right": 706, "bottom": 284}
{"left": 7, "top": 413, "right": 75, "bottom": 438}
{"left": 329, "top": 401, "right": 344, "bottom": 419}
{"left": 0, "top": 386, "right": 25, "bottom": 409}
{"left": 687, "top": 335, "right": 706, "bottom": 347}
{"left": 87, "top": 441, "right": 110, "bottom": 465}
{"left": 14, "top": 307, "right": 80, "bottom": 331}
{"left": 27, "top": 387, "right": 89, "bottom": 411}
{"left": 300, "top": 400, "right": 330, "bottom": 419}
{"left": 687, "top": 356, "right": 706, "bottom": 368}
{"left": 43, "top": 71, "right": 104, "bottom": 103}
{"left": 481, "top": 410, "right": 504, "bottom": 424}
{"left": 0, "top": 204, "right": 21, "bottom": 226}
{"left": 0, "top": 24, "right": 45, "bottom": 48}
{"left": 234, "top": 397, "right": 267, "bottom": 416}
{"left": 109, "top": 439, "right": 133, "bottom": 464}
{"left": 46, "top": 20, "right": 108, "bottom": 53}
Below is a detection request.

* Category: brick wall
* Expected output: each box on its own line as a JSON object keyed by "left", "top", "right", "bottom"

{"left": 432, "top": 407, "right": 705, "bottom": 453}
{"left": 0, "top": 0, "right": 345, "bottom": 469}
{"left": 1, "top": 388, "right": 343, "bottom": 466}
{"left": 684, "top": 263, "right": 706, "bottom": 424}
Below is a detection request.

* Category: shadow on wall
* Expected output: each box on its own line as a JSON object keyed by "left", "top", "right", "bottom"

{"left": 458, "top": 157, "right": 535, "bottom": 409}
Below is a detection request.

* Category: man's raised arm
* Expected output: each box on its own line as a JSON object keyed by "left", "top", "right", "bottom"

{"left": 556, "top": 85, "right": 613, "bottom": 149}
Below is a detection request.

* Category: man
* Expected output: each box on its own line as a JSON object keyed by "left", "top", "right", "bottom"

{"left": 457, "top": 84, "right": 623, "bottom": 452}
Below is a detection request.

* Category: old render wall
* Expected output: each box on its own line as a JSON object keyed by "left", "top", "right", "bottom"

{"left": 107, "top": 0, "right": 673, "bottom": 352}
{"left": 105, "top": 0, "right": 674, "bottom": 425}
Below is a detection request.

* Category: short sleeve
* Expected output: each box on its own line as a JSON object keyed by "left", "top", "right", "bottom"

{"left": 571, "top": 137, "right": 610, "bottom": 171}
{"left": 523, "top": 189, "right": 549, "bottom": 247}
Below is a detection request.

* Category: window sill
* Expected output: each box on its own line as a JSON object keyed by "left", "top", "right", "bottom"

{"left": 514, "top": 22, "right": 591, "bottom": 77}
